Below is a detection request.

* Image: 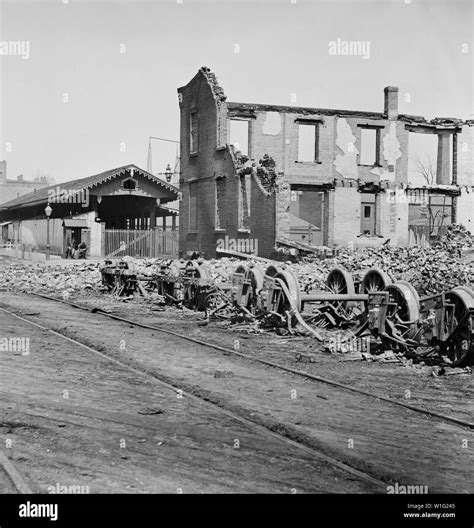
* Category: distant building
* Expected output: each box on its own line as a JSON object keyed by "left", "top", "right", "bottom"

{"left": 0, "top": 161, "right": 50, "bottom": 205}
{"left": 177, "top": 67, "right": 474, "bottom": 258}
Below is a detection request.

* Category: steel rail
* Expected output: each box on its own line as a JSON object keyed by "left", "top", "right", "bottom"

{"left": 17, "top": 292, "right": 474, "bottom": 431}
{"left": 0, "top": 304, "right": 386, "bottom": 489}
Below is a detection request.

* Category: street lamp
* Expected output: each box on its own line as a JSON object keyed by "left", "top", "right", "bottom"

{"left": 147, "top": 136, "right": 180, "bottom": 175}
{"left": 45, "top": 203, "right": 52, "bottom": 261}
{"left": 164, "top": 164, "right": 173, "bottom": 183}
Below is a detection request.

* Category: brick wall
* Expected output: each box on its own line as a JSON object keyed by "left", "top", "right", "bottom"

{"left": 458, "top": 125, "right": 474, "bottom": 187}
{"left": 249, "top": 178, "right": 276, "bottom": 257}
{"left": 178, "top": 69, "right": 468, "bottom": 253}
{"left": 457, "top": 190, "right": 474, "bottom": 232}
{"left": 378, "top": 190, "right": 409, "bottom": 246}
{"left": 245, "top": 107, "right": 410, "bottom": 247}
{"left": 332, "top": 187, "right": 360, "bottom": 246}
{"left": 178, "top": 69, "right": 278, "bottom": 258}
{"left": 178, "top": 69, "right": 231, "bottom": 257}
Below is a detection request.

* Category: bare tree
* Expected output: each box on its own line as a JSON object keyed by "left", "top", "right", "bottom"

{"left": 411, "top": 154, "right": 436, "bottom": 186}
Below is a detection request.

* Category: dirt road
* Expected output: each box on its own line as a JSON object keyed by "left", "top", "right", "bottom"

{"left": 0, "top": 291, "right": 472, "bottom": 493}
{"left": 0, "top": 298, "right": 380, "bottom": 494}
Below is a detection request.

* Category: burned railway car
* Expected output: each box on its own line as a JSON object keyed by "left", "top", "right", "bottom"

{"left": 100, "top": 258, "right": 474, "bottom": 367}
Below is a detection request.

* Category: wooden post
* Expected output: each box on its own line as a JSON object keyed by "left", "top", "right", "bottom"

{"left": 162, "top": 216, "right": 166, "bottom": 254}
{"left": 100, "top": 223, "right": 106, "bottom": 257}
{"left": 63, "top": 226, "right": 68, "bottom": 258}
{"left": 150, "top": 208, "right": 156, "bottom": 257}
{"left": 452, "top": 132, "right": 458, "bottom": 224}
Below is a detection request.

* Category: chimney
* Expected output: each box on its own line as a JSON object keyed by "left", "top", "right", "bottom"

{"left": 17, "top": 174, "right": 23, "bottom": 182}
{"left": 384, "top": 86, "right": 399, "bottom": 120}
{"left": 0, "top": 160, "right": 6, "bottom": 184}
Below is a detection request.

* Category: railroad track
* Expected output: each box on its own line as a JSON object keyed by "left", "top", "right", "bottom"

{"left": 0, "top": 450, "right": 31, "bottom": 493}
{"left": 0, "top": 303, "right": 386, "bottom": 491}
{"left": 23, "top": 292, "right": 474, "bottom": 431}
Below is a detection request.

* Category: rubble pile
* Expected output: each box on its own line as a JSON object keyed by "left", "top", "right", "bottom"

{"left": 134, "top": 258, "right": 177, "bottom": 277}
{"left": 255, "top": 154, "right": 278, "bottom": 194}
{"left": 0, "top": 262, "right": 101, "bottom": 295}
{"left": 299, "top": 233, "right": 473, "bottom": 295}
{"left": 434, "top": 224, "right": 473, "bottom": 253}
{"left": 206, "top": 257, "right": 246, "bottom": 283}
{"left": 233, "top": 150, "right": 278, "bottom": 195}
{"left": 0, "top": 225, "right": 472, "bottom": 300}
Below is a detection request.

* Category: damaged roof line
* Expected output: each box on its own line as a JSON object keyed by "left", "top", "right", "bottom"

{"left": 228, "top": 102, "right": 472, "bottom": 127}
{"left": 227, "top": 101, "right": 386, "bottom": 119}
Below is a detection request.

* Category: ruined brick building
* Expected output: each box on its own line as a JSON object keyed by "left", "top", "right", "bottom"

{"left": 178, "top": 67, "right": 473, "bottom": 258}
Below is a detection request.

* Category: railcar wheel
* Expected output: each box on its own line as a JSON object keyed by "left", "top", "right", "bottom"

{"left": 275, "top": 268, "right": 301, "bottom": 313}
{"left": 248, "top": 265, "right": 264, "bottom": 293}
{"left": 360, "top": 268, "right": 392, "bottom": 294}
{"left": 264, "top": 264, "right": 281, "bottom": 279}
{"left": 443, "top": 287, "right": 474, "bottom": 367}
{"left": 382, "top": 281, "right": 421, "bottom": 350}
{"left": 326, "top": 267, "right": 355, "bottom": 295}
{"left": 451, "top": 285, "right": 474, "bottom": 300}
{"left": 394, "top": 280, "right": 420, "bottom": 305}
{"left": 263, "top": 265, "right": 301, "bottom": 321}
{"left": 234, "top": 263, "right": 248, "bottom": 275}
{"left": 326, "top": 267, "right": 356, "bottom": 312}
{"left": 385, "top": 282, "right": 420, "bottom": 320}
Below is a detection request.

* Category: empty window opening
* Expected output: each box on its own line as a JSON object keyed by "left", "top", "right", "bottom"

{"left": 409, "top": 194, "right": 453, "bottom": 238}
{"left": 238, "top": 175, "right": 251, "bottom": 230}
{"left": 189, "top": 182, "right": 198, "bottom": 230}
{"left": 215, "top": 179, "right": 227, "bottom": 230}
{"left": 297, "top": 124, "right": 320, "bottom": 162}
{"left": 230, "top": 120, "right": 249, "bottom": 156}
{"left": 190, "top": 112, "right": 198, "bottom": 154}
{"left": 407, "top": 132, "right": 440, "bottom": 186}
{"left": 359, "top": 128, "right": 380, "bottom": 166}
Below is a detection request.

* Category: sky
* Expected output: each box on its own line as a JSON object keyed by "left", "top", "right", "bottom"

{"left": 0, "top": 0, "right": 472, "bottom": 185}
